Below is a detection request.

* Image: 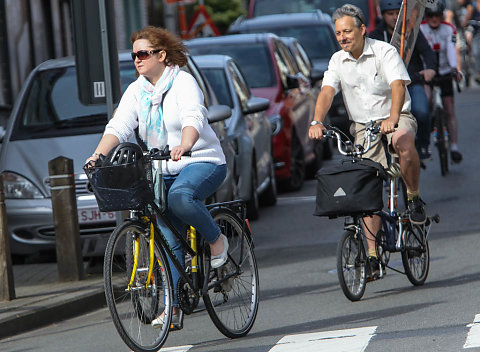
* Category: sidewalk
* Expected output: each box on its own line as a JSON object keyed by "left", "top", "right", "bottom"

{"left": 0, "top": 262, "right": 105, "bottom": 340}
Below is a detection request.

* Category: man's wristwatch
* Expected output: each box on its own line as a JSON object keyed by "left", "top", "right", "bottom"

{"left": 310, "top": 120, "right": 323, "bottom": 126}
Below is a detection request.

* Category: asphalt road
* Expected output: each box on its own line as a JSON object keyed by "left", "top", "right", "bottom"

{"left": 1, "top": 86, "right": 479, "bottom": 352}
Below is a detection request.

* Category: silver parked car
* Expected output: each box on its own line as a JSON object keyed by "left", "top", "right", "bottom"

{"left": 0, "top": 52, "right": 233, "bottom": 260}
{"left": 193, "top": 55, "right": 276, "bottom": 220}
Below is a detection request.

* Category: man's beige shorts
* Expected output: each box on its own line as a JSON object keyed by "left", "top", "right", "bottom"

{"left": 350, "top": 112, "right": 417, "bottom": 168}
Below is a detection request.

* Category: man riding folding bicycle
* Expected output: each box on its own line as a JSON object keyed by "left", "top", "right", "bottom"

{"left": 309, "top": 4, "right": 426, "bottom": 279}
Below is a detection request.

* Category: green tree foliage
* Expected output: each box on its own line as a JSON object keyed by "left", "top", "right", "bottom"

{"left": 204, "top": 0, "right": 246, "bottom": 34}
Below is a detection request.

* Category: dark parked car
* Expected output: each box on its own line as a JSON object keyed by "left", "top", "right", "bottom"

{"left": 193, "top": 55, "right": 276, "bottom": 219}
{"left": 186, "top": 33, "right": 320, "bottom": 191}
{"left": 0, "top": 52, "right": 233, "bottom": 260}
{"left": 228, "top": 12, "right": 350, "bottom": 138}
{"left": 246, "top": 0, "right": 380, "bottom": 33}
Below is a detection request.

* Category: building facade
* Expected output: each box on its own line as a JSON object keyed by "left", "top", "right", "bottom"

{"left": 0, "top": 0, "right": 148, "bottom": 119}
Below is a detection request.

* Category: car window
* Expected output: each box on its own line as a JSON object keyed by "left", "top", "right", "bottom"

{"left": 201, "top": 68, "right": 233, "bottom": 109}
{"left": 273, "top": 40, "right": 297, "bottom": 87}
{"left": 188, "top": 43, "right": 275, "bottom": 89}
{"left": 11, "top": 61, "right": 136, "bottom": 140}
{"left": 228, "top": 61, "right": 251, "bottom": 112}
{"left": 292, "top": 41, "right": 312, "bottom": 77}
{"left": 252, "top": 0, "right": 370, "bottom": 26}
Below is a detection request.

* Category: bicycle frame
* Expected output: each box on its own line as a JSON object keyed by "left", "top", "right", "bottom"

{"left": 127, "top": 196, "right": 249, "bottom": 299}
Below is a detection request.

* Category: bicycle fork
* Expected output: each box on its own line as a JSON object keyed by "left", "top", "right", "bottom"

{"left": 127, "top": 218, "right": 156, "bottom": 291}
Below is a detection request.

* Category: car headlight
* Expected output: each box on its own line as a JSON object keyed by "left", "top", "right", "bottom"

{"left": 1, "top": 172, "right": 43, "bottom": 199}
{"left": 268, "top": 113, "right": 283, "bottom": 136}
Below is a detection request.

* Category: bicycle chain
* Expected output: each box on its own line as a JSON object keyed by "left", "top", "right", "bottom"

{"left": 177, "top": 276, "right": 199, "bottom": 315}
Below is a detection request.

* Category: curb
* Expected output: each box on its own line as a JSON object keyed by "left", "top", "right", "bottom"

{"left": 0, "top": 288, "right": 106, "bottom": 340}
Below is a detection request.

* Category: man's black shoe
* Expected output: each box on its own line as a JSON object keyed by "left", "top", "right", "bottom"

{"left": 367, "top": 256, "right": 380, "bottom": 280}
{"left": 408, "top": 196, "right": 426, "bottom": 225}
{"left": 451, "top": 150, "right": 462, "bottom": 163}
{"left": 418, "top": 146, "right": 432, "bottom": 160}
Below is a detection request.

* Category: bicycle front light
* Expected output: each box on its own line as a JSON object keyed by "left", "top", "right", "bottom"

{"left": 1, "top": 171, "right": 43, "bottom": 199}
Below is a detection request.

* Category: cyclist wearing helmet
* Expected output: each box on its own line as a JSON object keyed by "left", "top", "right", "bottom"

{"left": 421, "top": 2, "right": 464, "bottom": 162}
{"left": 86, "top": 26, "right": 228, "bottom": 329}
{"left": 370, "top": 0, "right": 437, "bottom": 160}
{"left": 309, "top": 4, "right": 426, "bottom": 279}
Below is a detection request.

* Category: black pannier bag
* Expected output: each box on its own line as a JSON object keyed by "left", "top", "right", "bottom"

{"left": 314, "top": 158, "right": 387, "bottom": 218}
{"left": 85, "top": 158, "right": 154, "bottom": 212}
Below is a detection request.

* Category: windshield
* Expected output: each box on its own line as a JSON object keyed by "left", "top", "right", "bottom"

{"left": 253, "top": 0, "right": 370, "bottom": 25}
{"left": 11, "top": 61, "right": 137, "bottom": 140}
{"left": 250, "top": 25, "right": 337, "bottom": 60}
{"left": 188, "top": 43, "right": 275, "bottom": 89}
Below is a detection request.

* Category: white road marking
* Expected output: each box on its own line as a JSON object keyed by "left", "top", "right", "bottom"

{"left": 269, "top": 326, "right": 377, "bottom": 352}
{"left": 464, "top": 314, "right": 480, "bottom": 349}
{"left": 160, "top": 346, "right": 193, "bottom": 352}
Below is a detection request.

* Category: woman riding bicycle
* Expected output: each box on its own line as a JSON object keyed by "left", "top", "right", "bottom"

{"left": 85, "top": 26, "right": 228, "bottom": 329}
{"left": 309, "top": 4, "right": 426, "bottom": 279}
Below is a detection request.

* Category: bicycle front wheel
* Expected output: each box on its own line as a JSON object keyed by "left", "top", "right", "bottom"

{"left": 104, "top": 220, "right": 173, "bottom": 352}
{"left": 401, "top": 223, "right": 430, "bottom": 286}
{"left": 337, "top": 230, "right": 367, "bottom": 301}
{"left": 203, "top": 207, "right": 259, "bottom": 338}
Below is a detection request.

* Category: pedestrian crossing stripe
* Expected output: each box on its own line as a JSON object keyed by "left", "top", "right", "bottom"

{"left": 160, "top": 346, "right": 193, "bottom": 352}
{"left": 268, "top": 326, "right": 377, "bottom": 352}
{"left": 464, "top": 314, "right": 480, "bottom": 349}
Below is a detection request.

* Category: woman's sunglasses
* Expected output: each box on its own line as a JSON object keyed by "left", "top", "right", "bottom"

{"left": 131, "top": 49, "right": 162, "bottom": 61}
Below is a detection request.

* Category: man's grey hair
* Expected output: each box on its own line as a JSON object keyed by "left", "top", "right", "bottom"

{"left": 331, "top": 4, "right": 366, "bottom": 28}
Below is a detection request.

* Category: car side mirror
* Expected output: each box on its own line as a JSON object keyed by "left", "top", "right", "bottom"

{"left": 286, "top": 74, "right": 300, "bottom": 90}
{"left": 310, "top": 69, "right": 324, "bottom": 85}
{"left": 207, "top": 105, "right": 232, "bottom": 124}
{"left": 243, "top": 96, "right": 270, "bottom": 114}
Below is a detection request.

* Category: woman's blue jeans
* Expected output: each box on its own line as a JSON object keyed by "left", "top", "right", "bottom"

{"left": 156, "top": 162, "right": 226, "bottom": 306}
{"left": 408, "top": 83, "right": 431, "bottom": 149}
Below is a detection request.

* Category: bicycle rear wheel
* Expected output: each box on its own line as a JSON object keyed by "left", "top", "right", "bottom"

{"left": 104, "top": 220, "right": 173, "bottom": 352}
{"left": 401, "top": 223, "right": 430, "bottom": 286}
{"left": 336, "top": 230, "right": 367, "bottom": 301}
{"left": 433, "top": 109, "right": 449, "bottom": 176}
{"left": 203, "top": 207, "right": 259, "bottom": 338}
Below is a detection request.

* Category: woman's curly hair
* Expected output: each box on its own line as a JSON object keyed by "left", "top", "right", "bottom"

{"left": 131, "top": 26, "right": 188, "bottom": 67}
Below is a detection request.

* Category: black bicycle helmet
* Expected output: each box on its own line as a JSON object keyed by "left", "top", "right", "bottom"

{"left": 104, "top": 142, "right": 143, "bottom": 166}
{"left": 380, "top": 0, "right": 402, "bottom": 13}
{"left": 425, "top": 0, "right": 446, "bottom": 16}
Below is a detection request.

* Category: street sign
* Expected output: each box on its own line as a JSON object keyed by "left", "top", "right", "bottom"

{"left": 187, "top": 4, "right": 220, "bottom": 38}
{"left": 71, "top": 0, "right": 121, "bottom": 106}
{"left": 390, "top": 0, "right": 430, "bottom": 66}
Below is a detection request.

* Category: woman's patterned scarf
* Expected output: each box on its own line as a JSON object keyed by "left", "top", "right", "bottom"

{"left": 138, "top": 65, "right": 179, "bottom": 149}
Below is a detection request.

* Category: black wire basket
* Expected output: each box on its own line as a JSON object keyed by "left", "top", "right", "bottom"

{"left": 84, "top": 157, "right": 154, "bottom": 212}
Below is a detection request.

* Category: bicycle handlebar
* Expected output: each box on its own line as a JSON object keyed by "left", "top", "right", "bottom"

{"left": 322, "top": 121, "right": 381, "bottom": 157}
{"left": 147, "top": 145, "right": 192, "bottom": 161}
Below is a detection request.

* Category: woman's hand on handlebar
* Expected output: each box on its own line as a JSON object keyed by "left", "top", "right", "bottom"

{"left": 308, "top": 123, "right": 326, "bottom": 140}
{"left": 380, "top": 117, "right": 399, "bottom": 135}
{"left": 170, "top": 145, "right": 190, "bottom": 161}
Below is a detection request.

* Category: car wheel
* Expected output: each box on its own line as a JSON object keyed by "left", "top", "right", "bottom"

{"left": 246, "top": 161, "right": 260, "bottom": 220}
{"left": 283, "top": 130, "right": 305, "bottom": 191}
{"left": 259, "top": 159, "right": 277, "bottom": 206}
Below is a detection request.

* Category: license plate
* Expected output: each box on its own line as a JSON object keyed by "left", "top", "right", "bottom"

{"left": 78, "top": 208, "right": 116, "bottom": 224}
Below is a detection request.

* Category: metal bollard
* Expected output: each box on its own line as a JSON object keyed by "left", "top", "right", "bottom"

{"left": 48, "top": 156, "right": 84, "bottom": 281}
{"left": 0, "top": 177, "right": 15, "bottom": 300}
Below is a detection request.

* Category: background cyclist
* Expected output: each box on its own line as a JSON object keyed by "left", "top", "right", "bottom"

{"left": 309, "top": 4, "right": 426, "bottom": 279}
{"left": 421, "top": 2, "right": 464, "bottom": 163}
{"left": 85, "top": 26, "right": 229, "bottom": 329}
{"left": 370, "top": 0, "right": 437, "bottom": 161}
